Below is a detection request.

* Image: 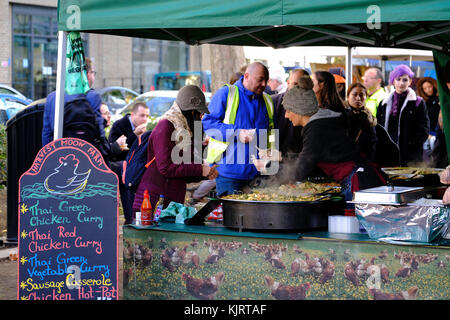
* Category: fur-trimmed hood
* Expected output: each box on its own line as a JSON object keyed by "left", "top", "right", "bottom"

{"left": 381, "top": 88, "right": 418, "bottom": 128}
{"left": 160, "top": 101, "right": 192, "bottom": 148}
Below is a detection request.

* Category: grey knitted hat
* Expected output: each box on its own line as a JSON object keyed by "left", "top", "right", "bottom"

{"left": 176, "top": 85, "right": 210, "bottom": 114}
{"left": 282, "top": 77, "right": 318, "bottom": 116}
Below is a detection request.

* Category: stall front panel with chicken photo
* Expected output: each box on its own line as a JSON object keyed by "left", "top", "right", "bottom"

{"left": 123, "top": 227, "right": 449, "bottom": 300}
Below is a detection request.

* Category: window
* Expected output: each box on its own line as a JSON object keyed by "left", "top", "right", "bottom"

{"left": 13, "top": 14, "right": 31, "bottom": 34}
{"left": 11, "top": 5, "right": 89, "bottom": 101}
{"left": 108, "top": 90, "right": 126, "bottom": 105}
{"left": 132, "top": 38, "right": 190, "bottom": 92}
{"left": 0, "top": 87, "right": 17, "bottom": 95}
{"left": 12, "top": 5, "right": 58, "bottom": 100}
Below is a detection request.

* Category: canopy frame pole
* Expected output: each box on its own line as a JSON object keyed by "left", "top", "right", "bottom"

{"left": 395, "top": 25, "right": 450, "bottom": 45}
{"left": 53, "top": 30, "right": 67, "bottom": 142}
{"left": 234, "top": 27, "right": 276, "bottom": 48}
{"left": 288, "top": 27, "right": 360, "bottom": 47}
{"left": 346, "top": 46, "right": 352, "bottom": 91}
{"left": 281, "top": 30, "right": 311, "bottom": 46}
{"left": 381, "top": 58, "right": 387, "bottom": 84}
{"left": 161, "top": 28, "right": 190, "bottom": 43}
{"left": 409, "top": 40, "right": 445, "bottom": 51}
{"left": 199, "top": 26, "right": 273, "bottom": 44}
{"left": 295, "top": 25, "right": 375, "bottom": 46}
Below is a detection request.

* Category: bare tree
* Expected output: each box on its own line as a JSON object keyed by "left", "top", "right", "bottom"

{"left": 208, "top": 44, "right": 246, "bottom": 94}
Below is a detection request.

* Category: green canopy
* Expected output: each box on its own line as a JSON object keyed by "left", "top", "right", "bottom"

{"left": 58, "top": 0, "right": 450, "bottom": 50}
{"left": 56, "top": 0, "right": 450, "bottom": 161}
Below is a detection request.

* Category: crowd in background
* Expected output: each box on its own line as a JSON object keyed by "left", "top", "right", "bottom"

{"left": 43, "top": 58, "right": 450, "bottom": 223}
{"left": 267, "top": 64, "right": 447, "bottom": 170}
{"left": 112, "top": 63, "right": 449, "bottom": 215}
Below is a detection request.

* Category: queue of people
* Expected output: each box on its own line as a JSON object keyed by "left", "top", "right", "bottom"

{"left": 240, "top": 63, "right": 448, "bottom": 205}
{"left": 42, "top": 58, "right": 449, "bottom": 222}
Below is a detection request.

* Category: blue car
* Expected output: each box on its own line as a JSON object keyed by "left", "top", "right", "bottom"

{"left": 0, "top": 84, "right": 32, "bottom": 104}
{"left": 0, "top": 94, "right": 29, "bottom": 125}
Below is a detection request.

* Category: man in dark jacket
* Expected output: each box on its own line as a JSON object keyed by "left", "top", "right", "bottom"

{"left": 42, "top": 58, "right": 104, "bottom": 146}
{"left": 108, "top": 101, "right": 149, "bottom": 161}
{"left": 108, "top": 101, "right": 149, "bottom": 224}
{"left": 271, "top": 68, "right": 309, "bottom": 158}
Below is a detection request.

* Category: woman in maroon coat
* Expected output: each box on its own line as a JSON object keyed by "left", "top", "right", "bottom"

{"left": 133, "top": 85, "right": 218, "bottom": 212}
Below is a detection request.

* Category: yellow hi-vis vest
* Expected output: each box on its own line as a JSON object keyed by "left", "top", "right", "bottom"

{"left": 206, "top": 84, "right": 275, "bottom": 164}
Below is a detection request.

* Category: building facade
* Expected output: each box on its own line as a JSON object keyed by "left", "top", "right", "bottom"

{"left": 0, "top": 0, "right": 194, "bottom": 101}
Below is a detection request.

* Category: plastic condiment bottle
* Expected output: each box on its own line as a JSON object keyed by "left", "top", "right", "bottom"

{"left": 153, "top": 195, "right": 165, "bottom": 222}
{"left": 141, "top": 190, "right": 153, "bottom": 226}
{"left": 134, "top": 211, "right": 141, "bottom": 226}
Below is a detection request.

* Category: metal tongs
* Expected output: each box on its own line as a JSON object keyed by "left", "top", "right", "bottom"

{"left": 312, "top": 189, "right": 344, "bottom": 202}
{"left": 184, "top": 198, "right": 221, "bottom": 225}
{"left": 389, "top": 171, "right": 421, "bottom": 181}
{"left": 314, "top": 188, "right": 336, "bottom": 196}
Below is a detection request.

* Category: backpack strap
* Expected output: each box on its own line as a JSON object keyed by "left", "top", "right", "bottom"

{"left": 122, "top": 161, "right": 127, "bottom": 184}
{"left": 145, "top": 156, "right": 156, "bottom": 168}
{"left": 122, "top": 156, "right": 155, "bottom": 185}
{"left": 126, "top": 135, "right": 143, "bottom": 163}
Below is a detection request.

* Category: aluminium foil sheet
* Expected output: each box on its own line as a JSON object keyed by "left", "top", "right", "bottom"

{"left": 355, "top": 198, "right": 450, "bottom": 243}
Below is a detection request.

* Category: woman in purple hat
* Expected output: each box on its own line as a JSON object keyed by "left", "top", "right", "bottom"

{"left": 376, "top": 64, "right": 430, "bottom": 166}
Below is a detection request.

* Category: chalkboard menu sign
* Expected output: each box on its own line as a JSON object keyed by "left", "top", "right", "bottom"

{"left": 17, "top": 138, "right": 119, "bottom": 300}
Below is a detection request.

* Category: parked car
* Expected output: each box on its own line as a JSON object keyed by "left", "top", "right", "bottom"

{"left": 0, "top": 84, "right": 32, "bottom": 104}
{"left": 98, "top": 86, "right": 139, "bottom": 114}
{"left": 0, "top": 94, "right": 29, "bottom": 125}
{"left": 154, "top": 71, "right": 211, "bottom": 92}
{"left": 115, "top": 90, "right": 211, "bottom": 130}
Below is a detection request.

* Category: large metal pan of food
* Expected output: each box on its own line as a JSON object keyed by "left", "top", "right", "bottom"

{"left": 220, "top": 182, "right": 342, "bottom": 203}
{"left": 381, "top": 167, "right": 444, "bottom": 187}
{"left": 219, "top": 182, "right": 345, "bottom": 231}
{"left": 382, "top": 167, "right": 443, "bottom": 178}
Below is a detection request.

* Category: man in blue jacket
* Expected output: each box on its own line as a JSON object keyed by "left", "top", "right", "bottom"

{"left": 202, "top": 62, "right": 274, "bottom": 196}
{"left": 42, "top": 58, "right": 104, "bottom": 146}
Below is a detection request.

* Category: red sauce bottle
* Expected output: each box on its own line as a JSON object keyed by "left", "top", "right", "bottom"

{"left": 141, "top": 190, "right": 152, "bottom": 226}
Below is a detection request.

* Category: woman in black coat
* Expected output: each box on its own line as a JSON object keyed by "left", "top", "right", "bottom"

{"left": 416, "top": 77, "right": 440, "bottom": 135}
{"left": 275, "top": 78, "right": 386, "bottom": 205}
{"left": 346, "top": 82, "right": 400, "bottom": 167}
{"left": 376, "top": 65, "right": 430, "bottom": 166}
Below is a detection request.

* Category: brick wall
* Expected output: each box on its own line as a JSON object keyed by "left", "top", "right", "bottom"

{"left": 0, "top": 0, "right": 13, "bottom": 85}
{"left": 0, "top": 0, "right": 132, "bottom": 96}
{"left": 88, "top": 34, "right": 133, "bottom": 89}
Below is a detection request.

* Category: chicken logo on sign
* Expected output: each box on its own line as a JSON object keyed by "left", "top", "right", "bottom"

{"left": 44, "top": 154, "right": 91, "bottom": 195}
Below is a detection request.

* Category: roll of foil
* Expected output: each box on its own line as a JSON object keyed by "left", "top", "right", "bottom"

{"left": 355, "top": 199, "right": 450, "bottom": 243}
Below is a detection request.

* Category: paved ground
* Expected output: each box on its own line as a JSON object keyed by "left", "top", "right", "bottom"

{"left": 0, "top": 257, "right": 17, "bottom": 300}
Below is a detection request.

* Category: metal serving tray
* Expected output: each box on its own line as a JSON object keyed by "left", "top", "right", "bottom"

{"left": 351, "top": 186, "right": 425, "bottom": 205}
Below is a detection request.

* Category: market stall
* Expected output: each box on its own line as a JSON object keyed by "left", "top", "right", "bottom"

{"left": 120, "top": 175, "right": 450, "bottom": 300}
{"left": 52, "top": 0, "right": 450, "bottom": 300}
{"left": 123, "top": 222, "right": 449, "bottom": 300}
{"left": 53, "top": 0, "right": 450, "bottom": 166}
